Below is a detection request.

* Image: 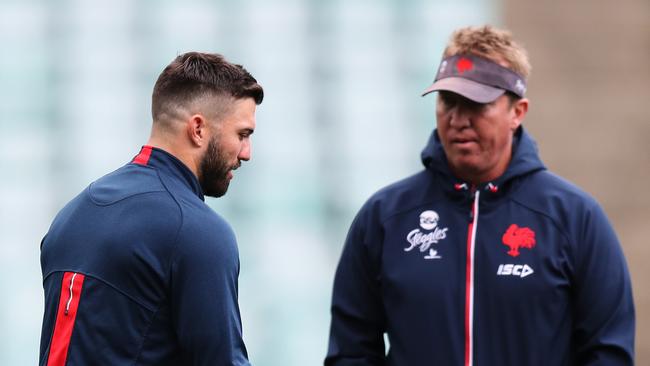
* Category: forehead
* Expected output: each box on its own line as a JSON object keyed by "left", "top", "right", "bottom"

{"left": 437, "top": 91, "right": 511, "bottom": 108}
{"left": 227, "top": 97, "right": 256, "bottom": 114}
{"left": 219, "top": 97, "right": 257, "bottom": 127}
{"left": 437, "top": 91, "right": 486, "bottom": 107}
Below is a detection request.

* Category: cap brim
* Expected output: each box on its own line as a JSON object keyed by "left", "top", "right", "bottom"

{"left": 421, "top": 77, "right": 505, "bottom": 103}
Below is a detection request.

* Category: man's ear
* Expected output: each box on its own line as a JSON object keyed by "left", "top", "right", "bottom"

{"left": 187, "top": 114, "right": 208, "bottom": 147}
{"left": 510, "top": 98, "right": 528, "bottom": 130}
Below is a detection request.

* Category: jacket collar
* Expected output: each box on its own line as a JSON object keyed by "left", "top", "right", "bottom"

{"left": 131, "top": 145, "right": 205, "bottom": 201}
{"left": 420, "top": 126, "right": 546, "bottom": 199}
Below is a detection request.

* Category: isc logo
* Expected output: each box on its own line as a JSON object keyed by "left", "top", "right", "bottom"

{"left": 497, "top": 264, "right": 534, "bottom": 278}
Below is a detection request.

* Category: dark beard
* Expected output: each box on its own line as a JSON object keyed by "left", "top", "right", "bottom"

{"left": 198, "top": 136, "right": 236, "bottom": 198}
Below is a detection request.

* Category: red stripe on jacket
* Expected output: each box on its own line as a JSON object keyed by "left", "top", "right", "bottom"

{"left": 47, "top": 272, "right": 85, "bottom": 366}
{"left": 133, "top": 146, "right": 153, "bottom": 165}
{"left": 464, "top": 219, "right": 474, "bottom": 366}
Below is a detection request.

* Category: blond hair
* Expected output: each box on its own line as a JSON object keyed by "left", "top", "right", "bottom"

{"left": 443, "top": 25, "right": 531, "bottom": 79}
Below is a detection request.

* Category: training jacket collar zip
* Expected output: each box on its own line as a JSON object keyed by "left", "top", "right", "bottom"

{"left": 132, "top": 145, "right": 205, "bottom": 201}
{"left": 422, "top": 127, "right": 545, "bottom": 205}
{"left": 453, "top": 181, "right": 500, "bottom": 195}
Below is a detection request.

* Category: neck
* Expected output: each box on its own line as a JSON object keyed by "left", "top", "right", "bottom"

{"left": 145, "top": 134, "right": 200, "bottom": 178}
{"left": 450, "top": 153, "right": 512, "bottom": 185}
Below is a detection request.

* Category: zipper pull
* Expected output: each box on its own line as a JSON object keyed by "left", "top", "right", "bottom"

{"left": 468, "top": 189, "right": 480, "bottom": 222}
{"left": 486, "top": 182, "right": 498, "bottom": 193}
{"left": 467, "top": 184, "right": 477, "bottom": 221}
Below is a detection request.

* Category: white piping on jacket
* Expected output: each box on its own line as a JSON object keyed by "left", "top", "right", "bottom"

{"left": 65, "top": 273, "right": 78, "bottom": 315}
{"left": 467, "top": 190, "right": 480, "bottom": 366}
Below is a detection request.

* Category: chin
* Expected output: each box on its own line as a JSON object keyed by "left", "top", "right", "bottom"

{"left": 203, "top": 181, "right": 230, "bottom": 198}
{"left": 449, "top": 160, "right": 486, "bottom": 181}
{"left": 451, "top": 156, "right": 482, "bottom": 171}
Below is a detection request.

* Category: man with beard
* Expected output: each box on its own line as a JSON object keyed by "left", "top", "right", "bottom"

{"left": 39, "top": 52, "right": 263, "bottom": 365}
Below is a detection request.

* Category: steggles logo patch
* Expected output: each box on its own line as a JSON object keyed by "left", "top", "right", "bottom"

{"left": 502, "top": 224, "right": 536, "bottom": 257}
{"left": 404, "top": 210, "right": 448, "bottom": 260}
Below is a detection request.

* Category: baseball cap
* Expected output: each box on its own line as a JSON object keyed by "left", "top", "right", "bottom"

{"left": 422, "top": 54, "right": 527, "bottom": 103}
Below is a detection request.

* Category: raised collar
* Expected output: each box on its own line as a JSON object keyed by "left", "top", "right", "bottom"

{"left": 131, "top": 145, "right": 204, "bottom": 201}
{"left": 420, "top": 127, "right": 546, "bottom": 202}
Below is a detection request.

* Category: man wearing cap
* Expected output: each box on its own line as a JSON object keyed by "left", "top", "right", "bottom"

{"left": 325, "top": 25, "right": 634, "bottom": 365}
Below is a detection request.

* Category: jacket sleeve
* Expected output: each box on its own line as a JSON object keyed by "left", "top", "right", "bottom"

{"left": 325, "top": 206, "right": 387, "bottom": 366}
{"left": 170, "top": 217, "right": 250, "bottom": 366}
{"left": 572, "top": 201, "right": 635, "bottom": 365}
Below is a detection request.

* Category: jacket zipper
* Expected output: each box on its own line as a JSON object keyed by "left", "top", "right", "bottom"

{"left": 47, "top": 272, "right": 85, "bottom": 366}
{"left": 464, "top": 190, "right": 480, "bottom": 366}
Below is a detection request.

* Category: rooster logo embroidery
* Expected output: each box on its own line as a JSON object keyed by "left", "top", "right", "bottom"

{"left": 456, "top": 58, "right": 473, "bottom": 74}
{"left": 502, "top": 224, "right": 536, "bottom": 257}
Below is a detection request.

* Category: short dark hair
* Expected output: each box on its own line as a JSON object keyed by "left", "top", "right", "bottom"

{"left": 151, "top": 52, "right": 263, "bottom": 122}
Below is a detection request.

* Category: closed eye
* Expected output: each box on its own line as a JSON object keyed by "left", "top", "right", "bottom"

{"left": 439, "top": 91, "right": 487, "bottom": 113}
{"left": 239, "top": 129, "right": 254, "bottom": 140}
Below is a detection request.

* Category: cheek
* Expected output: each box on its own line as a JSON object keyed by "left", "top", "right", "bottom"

{"left": 227, "top": 139, "right": 244, "bottom": 157}
{"left": 435, "top": 109, "right": 448, "bottom": 127}
{"left": 485, "top": 124, "right": 513, "bottom": 154}
{"left": 435, "top": 114, "right": 450, "bottom": 139}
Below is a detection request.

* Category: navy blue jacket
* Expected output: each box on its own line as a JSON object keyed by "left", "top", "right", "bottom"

{"left": 326, "top": 128, "right": 635, "bottom": 365}
{"left": 40, "top": 146, "right": 250, "bottom": 366}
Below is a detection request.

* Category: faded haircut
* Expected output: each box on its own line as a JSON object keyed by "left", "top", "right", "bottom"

{"left": 151, "top": 52, "right": 263, "bottom": 124}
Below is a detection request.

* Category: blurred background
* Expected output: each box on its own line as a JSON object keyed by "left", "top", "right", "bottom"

{"left": 0, "top": 0, "right": 647, "bottom": 364}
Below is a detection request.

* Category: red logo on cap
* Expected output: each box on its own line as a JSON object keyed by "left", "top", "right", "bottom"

{"left": 502, "top": 224, "right": 536, "bottom": 257}
{"left": 456, "top": 58, "right": 473, "bottom": 74}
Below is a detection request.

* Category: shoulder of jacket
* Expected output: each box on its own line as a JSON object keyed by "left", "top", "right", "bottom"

{"left": 509, "top": 170, "right": 605, "bottom": 243}
{"left": 85, "top": 165, "right": 183, "bottom": 230}
{"left": 515, "top": 170, "right": 600, "bottom": 208}
{"left": 358, "top": 170, "right": 440, "bottom": 223}
{"left": 175, "top": 202, "right": 236, "bottom": 245}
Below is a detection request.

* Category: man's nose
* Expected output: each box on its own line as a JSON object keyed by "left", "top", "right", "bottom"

{"left": 449, "top": 107, "right": 471, "bottom": 128}
{"left": 238, "top": 139, "right": 251, "bottom": 161}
